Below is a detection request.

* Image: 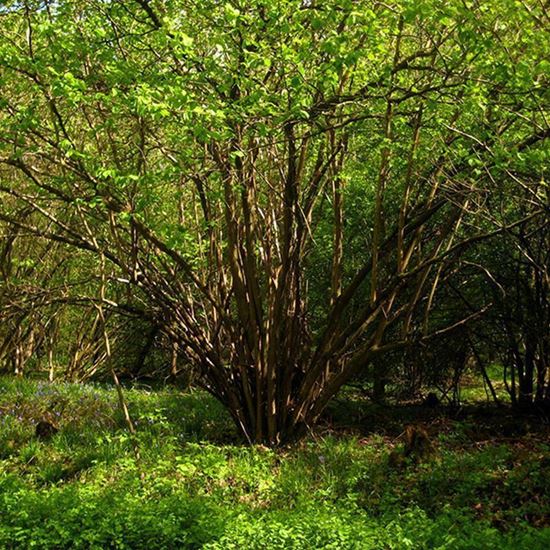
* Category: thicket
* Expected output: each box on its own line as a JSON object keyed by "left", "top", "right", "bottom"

{"left": 0, "top": 0, "right": 548, "bottom": 444}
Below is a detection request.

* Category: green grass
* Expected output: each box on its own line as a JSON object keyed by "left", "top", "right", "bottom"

{"left": 457, "top": 364, "right": 511, "bottom": 404}
{"left": 0, "top": 377, "right": 549, "bottom": 549}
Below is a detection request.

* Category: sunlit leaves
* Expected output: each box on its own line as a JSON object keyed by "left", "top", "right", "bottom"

{"left": 0, "top": 0, "right": 547, "bottom": 288}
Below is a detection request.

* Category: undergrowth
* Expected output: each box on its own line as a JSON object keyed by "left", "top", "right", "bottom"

{"left": 0, "top": 377, "right": 548, "bottom": 549}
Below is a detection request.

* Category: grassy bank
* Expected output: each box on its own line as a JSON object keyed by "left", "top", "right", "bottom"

{"left": 0, "top": 377, "right": 549, "bottom": 549}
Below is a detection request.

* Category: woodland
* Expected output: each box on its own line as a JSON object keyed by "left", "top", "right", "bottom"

{"left": 0, "top": 0, "right": 548, "bottom": 548}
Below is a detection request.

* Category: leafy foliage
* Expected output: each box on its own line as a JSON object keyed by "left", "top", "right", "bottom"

{"left": 0, "top": 0, "right": 547, "bottom": 443}
{"left": 1, "top": 377, "right": 549, "bottom": 548}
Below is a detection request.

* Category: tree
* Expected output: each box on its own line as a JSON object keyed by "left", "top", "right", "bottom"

{"left": 0, "top": 0, "right": 547, "bottom": 444}
{"left": 463, "top": 218, "right": 549, "bottom": 410}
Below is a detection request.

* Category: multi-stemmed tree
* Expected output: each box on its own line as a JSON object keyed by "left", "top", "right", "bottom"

{"left": 0, "top": 0, "right": 547, "bottom": 444}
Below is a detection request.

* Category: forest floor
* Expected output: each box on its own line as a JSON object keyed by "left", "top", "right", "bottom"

{"left": 0, "top": 375, "right": 549, "bottom": 549}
